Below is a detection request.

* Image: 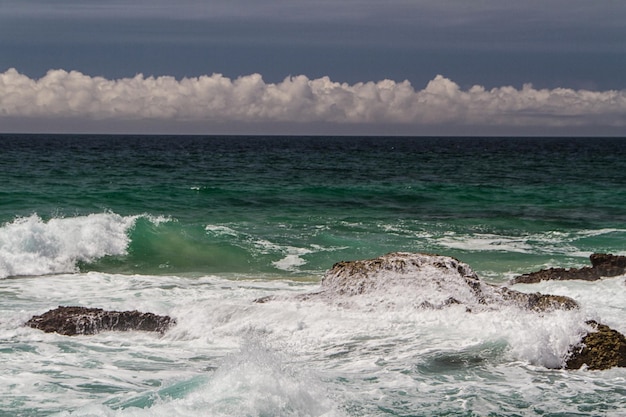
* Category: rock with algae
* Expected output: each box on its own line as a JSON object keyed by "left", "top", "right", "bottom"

{"left": 566, "top": 321, "right": 626, "bottom": 370}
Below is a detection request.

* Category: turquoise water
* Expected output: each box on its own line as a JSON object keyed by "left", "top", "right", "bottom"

{"left": 1, "top": 135, "right": 626, "bottom": 416}
{"left": 2, "top": 135, "right": 626, "bottom": 279}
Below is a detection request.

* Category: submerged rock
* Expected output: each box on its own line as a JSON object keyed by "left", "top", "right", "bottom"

{"left": 26, "top": 306, "right": 174, "bottom": 336}
{"left": 566, "top": 321, "right": 626, "bottom": 370}
{"left": 299, "top": 252, "right": 577, "bottom": 312}
{"left": 511, "top": 253, "right": 626, "bottom": 284}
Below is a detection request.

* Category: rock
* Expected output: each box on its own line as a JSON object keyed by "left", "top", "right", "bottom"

{"left": 566, "top": 321, "right": 626, "bottom": 370}
{"left": 257, "top": 252, "right": 625, "bottom": 370}
{"left": 511, "top": 253, "right": 626, "bottom": 284}
{"left": 26, "top": 306, "right": 174, "bottom": 336}
{"left": 590, "top": 253, "right": 626, "bottom": 275}
{"left": 496, "top": 287, "right": 579, "bottom": 311}
{"left": 300, "top": 252, "right": 578, "bottom": 312}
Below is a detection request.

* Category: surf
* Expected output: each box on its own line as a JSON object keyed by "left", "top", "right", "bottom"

{"left": 0, "top": 213, "right": 135, "bottom": 278}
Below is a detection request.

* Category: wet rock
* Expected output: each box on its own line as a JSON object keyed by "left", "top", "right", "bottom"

{"left": 496, "top": 287, "right": 579, "bottom": 311}
{"left": 257, "top": 252, "right": 624, "bottom": 370}
{"left": 566, "top": 321, "right": 626, "bottom": 370}
{"left": 511, "top": 253, "right": 626, "bottom": 284}
{"left": 302, "top": 252, "right": 578, "bottom": 312}
{"left": 26, "top": 306, "right": 174, "bottom": 336}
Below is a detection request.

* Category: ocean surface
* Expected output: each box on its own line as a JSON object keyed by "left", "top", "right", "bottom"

{"left": 1, "top": 135, "right": 625, "bottom": 416}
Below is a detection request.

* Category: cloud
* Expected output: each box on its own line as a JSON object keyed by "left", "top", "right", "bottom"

{"left": 1, "top": 68, "right": 625, "bottom": 134}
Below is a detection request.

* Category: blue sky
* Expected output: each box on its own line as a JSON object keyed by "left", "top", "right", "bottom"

{"left": 1, "top": 0, "right": 625, "bottom": 135}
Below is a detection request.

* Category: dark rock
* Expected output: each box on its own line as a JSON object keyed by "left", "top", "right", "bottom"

{"left": 590, "top": 253, "right": 626, "bottom": 275}
{"left": 256, "top": 251, "right": 626, "bottom": 370}
{"left": 299, "top": 252, "right": 578, "bottom": 312}
{"left": 512, "top": 253, "right": 626, "bottom": 284}
{"left": 26, "top": 306, "right": 174, "bottom": 336}
{"left": 566, "top": 321, "right": 626, "bottom": 370}
{"left": 497, "top": 287, "right": 579, "bottom": 311}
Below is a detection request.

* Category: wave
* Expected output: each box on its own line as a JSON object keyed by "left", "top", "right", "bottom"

{"left": 0, "top": 212, "right": 335, "bottom": 279}
{"left": 3, "top": 210, "right": 625, "bottom": 280}
{"left": 0, "top": 213, "right": 136, "bottom": 279}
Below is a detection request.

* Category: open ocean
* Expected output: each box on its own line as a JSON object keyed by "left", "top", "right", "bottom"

{"left": 1, "top": 135, "right": 625, "bottom": 416}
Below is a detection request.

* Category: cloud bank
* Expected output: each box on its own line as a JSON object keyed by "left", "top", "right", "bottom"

{"left": 1, "top": 68, "right": 625, "bottom": 135}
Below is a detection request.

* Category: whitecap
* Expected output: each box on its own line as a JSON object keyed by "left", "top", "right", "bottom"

{"left": 0, "top": 213, "right": 137, "bottom": 278}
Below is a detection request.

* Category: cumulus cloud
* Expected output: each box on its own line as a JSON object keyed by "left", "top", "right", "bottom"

{"left": 1, "top": 68, "right": 625, "bottom": 133}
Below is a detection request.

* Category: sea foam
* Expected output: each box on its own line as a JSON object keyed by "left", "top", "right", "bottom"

{"left": 0, "top": 213, "right": 136, "bottom": 278}
{"left": 53, "top": 337, "right": 344, "bottom": 417}
{"left": 4, "top": 271, "right": 625, "bottom": 416}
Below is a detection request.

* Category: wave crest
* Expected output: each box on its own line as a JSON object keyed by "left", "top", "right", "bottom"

{"left": 0, "top": 213, "right": 136, "bottom": 278}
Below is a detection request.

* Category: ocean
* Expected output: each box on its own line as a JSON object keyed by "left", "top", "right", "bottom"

{"left": 1, "top": 135, "right": 625, "bottom": 416}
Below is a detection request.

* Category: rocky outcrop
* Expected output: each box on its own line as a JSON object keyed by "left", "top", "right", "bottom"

{"left": 566, "top": 321, "right": 626, "bottom": 370}
{"left": 512, "top": 253, "right": 626, "bottom": 284}
{"left": 259, "top": 252, "right": 626, "bottom": 370}
{"left": 294, "top": 252, "right": 578, "bottom": 312}
{"left": 26, "top": 306, "right": 174, "bottom": 336}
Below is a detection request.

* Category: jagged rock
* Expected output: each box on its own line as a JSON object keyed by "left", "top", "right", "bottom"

{"left": 511, "top": 253, "right": 626, "bottom": 284}
{"left": 26, "top": 306, "right": 174, "bottom": 336}
{"left": 296, "top": 252, "right": 577, "bottom": 312}
{"left": 566, "top": 321, "right": 626, "bottom": 370}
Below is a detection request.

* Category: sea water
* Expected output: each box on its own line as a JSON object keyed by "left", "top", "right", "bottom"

{"left": 1, "top": 135, "right": 625, "bottom": 416}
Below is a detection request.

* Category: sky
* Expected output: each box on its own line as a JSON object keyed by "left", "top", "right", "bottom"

{"left": 0, "top": 0, "right": 625, "bottom": 136}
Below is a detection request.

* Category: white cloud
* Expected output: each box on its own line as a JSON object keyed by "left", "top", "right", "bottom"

{"left": 1, "top": 68, "right": 625, "bottom": 133}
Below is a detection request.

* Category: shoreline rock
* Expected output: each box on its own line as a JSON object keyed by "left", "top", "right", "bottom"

{"left": 26, "top": 306, "right": 174, "bottom": 336}
{"left": 566, "top": 321, "right": 626, "bottom": 370}
{"left": 28, "top": 254, "right": 624, "bottom": 370}
{"left": 511, "top": 253, "right": 626, "bottom": 285}
{"left": 291, "top": 252, "right": 578, "bottom": 312}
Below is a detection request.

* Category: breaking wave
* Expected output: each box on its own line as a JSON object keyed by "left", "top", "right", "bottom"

{"left": 0, "top": 213, "right": 136, "bottom": 278}
{"left": 0, "top": 212, "right": 333, "bottom": 279}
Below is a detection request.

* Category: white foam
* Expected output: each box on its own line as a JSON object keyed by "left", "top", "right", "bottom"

{"left": 511, "top": 275, "right": 626, "bottom": 333}
{"left": 53, "top": 338, "right": 344, "bottom": 417}
{"left": 235, "top": 232, "right": 313, "bottom": 272}
{"left": 272, "top": 247, "right": 313, "bottom": 272}
{"left": 204, "top": 224, "right": 239, "bottom": 237}
{"left": 0, "top": 213, "right": 137, "bottom": 278}
{"left": 438, "top": 233, "right": 534, "bottom": 253}
{"left": 573, "top": 228, "right": 626, "bottom": 239}
{"left": 143, "top": 214, "right": 174, "bottom": 226}
{"left": 437, "top": 229, "right": 626, "bottom": 259}
{"left": 162, "top": 275, "right": 589, "bottom": 370}
{"left": 3, "top": 271, "right": 626, "bottom": 416}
